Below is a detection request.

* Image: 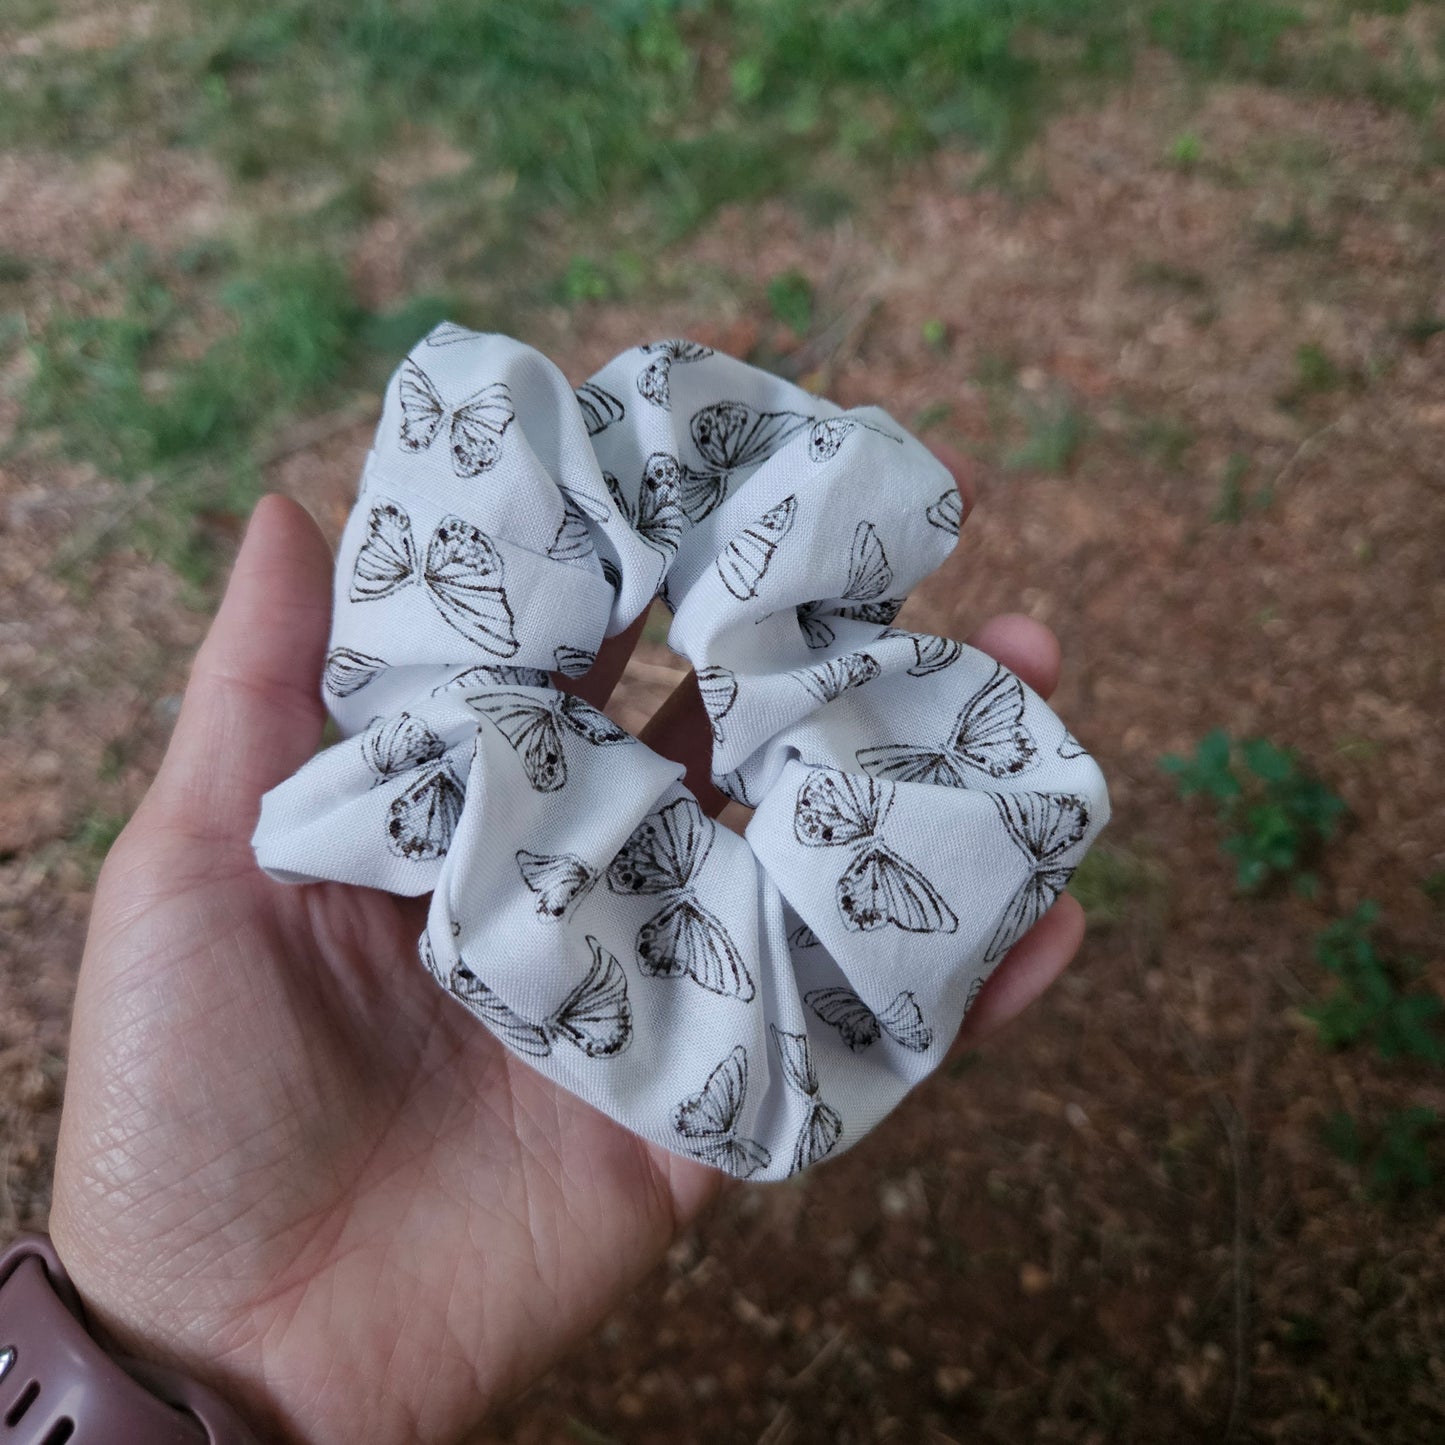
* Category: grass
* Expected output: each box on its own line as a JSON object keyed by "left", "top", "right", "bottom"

{"left": 1211, "top": 452, "right": 1273, "bottom": 523}
{"left": 1004, "top": 389, "right": 1089, "bottom": 474}
{"left": 3, "top": 0, "right": 1439, "bottom": 572}
{"left": 21, "top": 245, "right": 449, "bottom": 577}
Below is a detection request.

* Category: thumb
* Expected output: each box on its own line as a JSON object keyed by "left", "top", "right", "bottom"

{"left": 147, "top": 495, "right": 334, "bottom": 849}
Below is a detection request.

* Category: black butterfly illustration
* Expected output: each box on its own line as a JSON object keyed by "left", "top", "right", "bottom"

{"left": 449, "top": 936, "right": 632, "bottom": 1059}
{"left": 806, "top": 415, "right": 902, "bottom": 462}
{"left": 925, "top": 488, "right": 964, "bottom": 536}
{"left": 771, "top": 1026, "right": 843, "bottom": 1174}
{"left": 636, "top": 339, "right": 714, "bottom": 408}
{"left": 906, "top": 634, "right": 962, "bottom": 677}
{"left": 671, "top": 1045, "right": 771, "bottom": 1178}
{"left": 856, "top": 663, "right": 1039, "bottom": 786}
{"left": 796, "top": 521, "right": 902, "bottom": 649}
{"left": 697, "top": 665, "right": 738, "bottom": 745}
{"left": 789, "top": 921, "right": 820, "bottom": 949}
{"left": 718, "top": 494, "right": 797, "bottom": 600}
{"left": 553, "top": 645, "right": 596, "bottom": 679}
{"left": 516, "top": 849, "right": 599, "bottom": 921}
{"left": 679, "top": 402, "right": 812, "bottom": 521}
{"left": 794, "top": 651, "right": 882, "bottom": 705}
{"left": 607, "top": 797, "right": 754, "bottom": 1001}
{"left": 605, "top": 458, "right": 684, "bottom": 557}
{"left": 1058, "top": 730, "right": 1086, "bottom": 760}
{"left": 350, "top": 501, "right": 518, "bottom": 657}
{"left": 360, "top": 712, "right": 446, "bottom": 780}
{"left": 712, "top": 768, "right": 754, "bottom": 807}
{"left": 386, "top": 765, "right": 464, "bottom": 861}
{"left": 423, "top": 322, "right": 482, "bottom": 347}
{"left": 471, "top": 689, "right": 632, "bottom": 792}
{"left": 433, "top": 663, "right": 550, "bottom": 696}
{"left": 324, "top": 647, "right": 388, "bottom": 697}
{"left": 547, "top": 496, "right": 596, "bottom": 566}
{"left": 804, "top": 987, "right": 933, "bottom": 1053}
{"left": 986, "top": 792, "right": 1091, "bottom": 963}
{"left": 359, "top": 718, "right": 465, "bottom": 864}
{"left": 575, "top": 381, "right": 625, "bottom": 436}
{"left": 398, "top": 361, "right": 515, "bottom": 477}
{"left": 794, "top": 768, "right": 959, "bottom": 934}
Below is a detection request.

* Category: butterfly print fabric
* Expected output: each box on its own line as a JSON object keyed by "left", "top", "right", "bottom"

{"left": 253, "top": 325, "right": 1110, "bottom": 1181}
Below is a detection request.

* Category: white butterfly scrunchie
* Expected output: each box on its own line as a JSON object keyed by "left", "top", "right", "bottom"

{"left": 252, "top": 324, "right": 1110, "bottom": 1181}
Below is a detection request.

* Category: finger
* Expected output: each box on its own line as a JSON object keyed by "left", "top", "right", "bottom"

{"left": 965, "top": 613, "right": 1061, "bottom": 701}
{"left": 565, "top": 609, "right": 648, "bottom": 710}
{"left": 953, "top": 894, "right": 1086, "bottom": 1050}
{"left": 637, "top": 671, "right": 731, "bottom": 817}
{"left": 150, "top": 495, "right": 334, "bottom": 842}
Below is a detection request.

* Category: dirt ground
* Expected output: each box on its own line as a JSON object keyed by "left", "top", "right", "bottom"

{"left": 3, "top": 52, "right": 1444, "bottom": 1445}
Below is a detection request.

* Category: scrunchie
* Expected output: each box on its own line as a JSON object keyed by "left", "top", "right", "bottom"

{"left": 252, "top": 325, "right": 1110, "bottom": 1181}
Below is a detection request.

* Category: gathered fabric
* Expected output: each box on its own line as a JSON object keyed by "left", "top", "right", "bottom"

{"left": 252, "top": 325, "right": 1110, "bottom": 1181}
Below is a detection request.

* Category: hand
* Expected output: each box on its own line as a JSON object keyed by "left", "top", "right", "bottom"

{"left": 51, "top": 469, "right": 1085, "bottom": 1445}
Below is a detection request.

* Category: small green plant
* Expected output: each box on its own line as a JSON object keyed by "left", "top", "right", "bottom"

{"left": 1294, "top": 341, "right": 1343, "bottom": 394}
{"left": 1322, "top": 1107, "right": 1441, "bottom": 1199}
{"left": 1167, "top": 130, "right": 1202, "bottom": 165}
{"left": 1401, "top": 313, "right": 1445, "bottom": 347}
{"left": 920, "top": 317, "right": 949, "bottom": 353}
{"left": 1004, "top": 390, "right": 1087, "bottom": 474}
{"left": 1210, "top": 452, "right": 1274, "bottom": 523}
{"left": 560, "top": 255, "right": 613, "bottom": 305}
{"left": 766, "top": 269, "right": 814, "bottom": 336}
{"left": 1161, "top": 730, "right": 1346, "bottom": 894}
{"left": 1308, "top": 903, "right": 1443, "bottom": 1200}
{"left": 1306, "top": 903, "right": 1445, "bottom": 1062}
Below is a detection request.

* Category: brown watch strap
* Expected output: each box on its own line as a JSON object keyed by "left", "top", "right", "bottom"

{"left": 0, "top": 1233, "right": 263, "bottom": 1444}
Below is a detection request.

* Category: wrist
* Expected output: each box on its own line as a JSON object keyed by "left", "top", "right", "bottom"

{"left": 0, "top": 1232, "right": 265, "bottom": 1444}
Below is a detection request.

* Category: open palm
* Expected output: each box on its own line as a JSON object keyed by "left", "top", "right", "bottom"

{"left": 51, "top": 487, "right": 1084, "bottom": 1445}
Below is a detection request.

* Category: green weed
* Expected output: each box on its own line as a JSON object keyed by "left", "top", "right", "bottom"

{"left": 1401, "top": 313, "right": 1445, "bottom": 347}
{"left": 1210, "top": 452, "right": 1273, "bottom": 523}
{"left": 1322, "top": 1107, "right": 1441, "bottom": 1200}
{"left": 1161, "top": 729, "right": 1346, "bottom": 894}
{"left": 920, "top": 317, "right": 950, "bottom": 353}
{"left": 1293, "top": 341, "right": 1343, "bottom": 395}
{"left": 1166, "top": 130, "right": 1203, "bottom": 166}
{"left": 766, "top": 269, "right": 815, "bottom": 336}
{"left": 1306, "top": 903, "right": 1444, "bottom": 1063}
{"left": 1005, "top": 389, "right": 1088, "bottom": 474}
